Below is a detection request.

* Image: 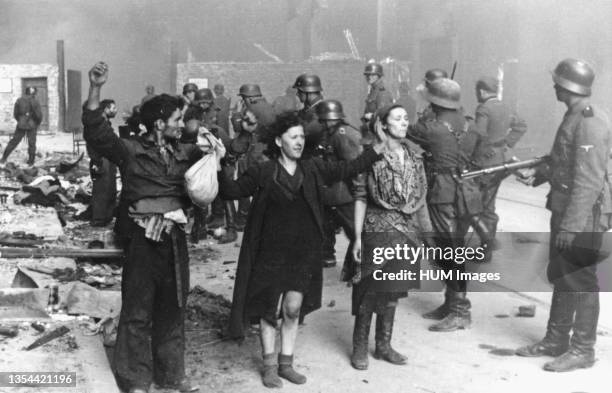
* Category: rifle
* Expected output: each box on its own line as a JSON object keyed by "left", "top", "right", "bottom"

{"left": 450, "top": 61, "right": 458, "bottom": 80}
{"left": 460, "top": 155, "right": 549, "bottom": 180}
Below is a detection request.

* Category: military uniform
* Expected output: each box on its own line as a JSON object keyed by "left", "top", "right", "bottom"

{"left": 535, "top": 100, "right": 610, "bottom": 289}
{"left": 516, "top": 59, "right": 610, "bottom": 372}
{"left": 298, "top": 99, "right": 325, "bottom": 158}
{"left": 361, "top": 79, "right": 393, "bottom": 140}
{"left": 318, "top": 122, "right": 363, "bottom": 273}
{"left": 407, "top": 109, "right": 483, "bottom": 327}
{"left": 473, "top": 97, "right": 527, "bottom": 238}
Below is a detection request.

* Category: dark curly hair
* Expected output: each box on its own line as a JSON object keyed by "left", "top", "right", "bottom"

{"left": 263, "top": 110, "right": 303, "bottom": 159}
{"left": 140, "top": 94, "right": 185, "bottom": 132}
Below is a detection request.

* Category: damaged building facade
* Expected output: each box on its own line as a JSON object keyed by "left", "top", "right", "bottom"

{"left": 0, "top": 63, "right": 59, "bottom": 133}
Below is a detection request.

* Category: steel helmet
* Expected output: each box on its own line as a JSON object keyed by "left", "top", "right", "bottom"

{"left": 424, "top": 69, "right": 448, "bottom": 84}
{"left": 182, "top": 83, "right": 198, "bottom": 95}
{"left": 238, "top": 84, "right": 262, "bottom": 97}
{"left": 316, "top": 99, "right": 345, "bottom": 120}
{"left": 194, "top": 88, "right": 214, "bottom": 103}
{"left": 364, "top": 63, "right": 383, "bottom": 76}
{"left": 552, "top": 58, "right": 594, "bottom": 96}
{"left": 293, "top": 74, "right": 322, "bottom": 93}
{"left": 420, "top": 78, "right": 461, "bottom": 109}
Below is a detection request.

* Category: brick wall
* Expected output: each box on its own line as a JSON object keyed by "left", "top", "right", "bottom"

{"left": 0, "top": 64, "right": 59, "bottom": 132}
{"left": 177, "top": 61, "right": 373, "bottom": 128}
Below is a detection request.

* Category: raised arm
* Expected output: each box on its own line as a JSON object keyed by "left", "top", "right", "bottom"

{"left": 82, "top": 62, "right": 129, "bottom": 167}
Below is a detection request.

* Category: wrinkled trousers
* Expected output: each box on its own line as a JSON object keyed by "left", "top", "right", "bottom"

{"left": 114, "top": 223, "right": 190, "bottom": 391}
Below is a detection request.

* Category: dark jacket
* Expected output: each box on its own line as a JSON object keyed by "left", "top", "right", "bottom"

{"left": 14, "top": 96, "right": 42, "bottom": 130}
{"left": 320, "top": 123, "right": 362, "bottom": 205}
{"left": 221, "top": 146, "right": 382, "bottom": 339}
{"left": 214, "top": 95, "right": 231, "bottom": 132}
{"left": 82, "top": 107, "right": 203, "bottom": 207}
{"left": 407, "top": 110, "right": 482, "bottom": 215}
{"left": 535, "top": 100, "right": 612, "bottom": 232}
{"left": 364, "top": 78, "right": 393, "bottom": 117}
{"left": 473, "top": 97, "right": 527, "bottom": 168}
{"left": 298, "top": 99, "right": 325, "bottom": 158}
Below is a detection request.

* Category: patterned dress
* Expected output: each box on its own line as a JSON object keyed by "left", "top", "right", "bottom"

{"left": 351, "top": 140, "right": 432, "bottom": 314}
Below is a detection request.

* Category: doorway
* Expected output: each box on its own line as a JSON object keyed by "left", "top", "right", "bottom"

{"left": 21, "top": 77, "right": 49, "bottom": 131}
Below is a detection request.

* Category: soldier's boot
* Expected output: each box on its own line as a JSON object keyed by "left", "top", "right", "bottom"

{"left": 277, "top": 354, "right": 306, "bottom": 385}
{"left": 516, "top": 290, "right": 575, "bottom": 357}
{"left": 217, "top": 201, "right": 238, "bottom": 244}
{"left": 373, "top": 306, "right": 407, "bottom": 365}
{"left": 422, "top": 288, "right": 451, "bottom": 320}
{"left": 206, "top": 196, "right": 225, "bottom": 229}
{"left": 350, "top": 309, "right": 373, "bottom": 370}
{"left": 261, "top": 353, "right": 282, "bottom": 388}
{"left": 544, "top": 292, "right": 598, "bottom": 372}
{"left": 428, "top": 291, "right": 471, "bottom": 332}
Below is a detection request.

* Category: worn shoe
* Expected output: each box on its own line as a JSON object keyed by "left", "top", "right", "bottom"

{"left": 543, "top": 349, "right": 595, "bottom": 372}
{"left": 262, "top": 353, "right": 282, "bottom": 388}
{"left": 515, "top": 340, "right": 568, "bottom": 357}
{"left": 428, "top": 312, "right": 471, "bottom": 332}
{"left": 278, "top": 354, "right": 306, "bottom": 384}
{"left": 422, "top": 303, "right": 450, "bottom": 320}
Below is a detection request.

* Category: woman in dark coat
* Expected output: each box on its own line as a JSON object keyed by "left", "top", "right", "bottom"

{"left": 349, "top": 104, "right": 432, "bottom": 370}
{"left": 219, "top": 111, "right": 388, "bottom": 388}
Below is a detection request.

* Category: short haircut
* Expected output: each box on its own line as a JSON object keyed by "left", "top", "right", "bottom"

{"left": 100, "top": 99, "right": 116, "bottom": 111}
{"left": 139, "top": 94, "right": 184, "bottom": 132}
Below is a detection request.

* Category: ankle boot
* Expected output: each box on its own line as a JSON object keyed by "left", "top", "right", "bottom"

{"left": 351, "top": 310, "right": 373, "bottom": 370}
{"left": 428, "top": 290, "right": 471, "bottom": 332}
{"left": 422, "top": 289, "right": 450, "bottom": 320}
{"left": 543, "top": 292, "right": 598, "bottom": 372}
{"left": 516, "top": 290, "right": 575, "bottom": 357}
{"left": 373, "top": 307, "right": 406, "bottom": 365}
{"left": 278, "top": 354, "right": 306, "bottom": 384}
{"left": 206, "top": 196, "right": 225, "bottom": 229}
{"left": 261, "top": 353, "right": 282, "bottom": 388}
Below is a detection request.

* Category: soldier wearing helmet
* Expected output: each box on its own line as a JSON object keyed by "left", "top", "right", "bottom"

{"left": 472, "top": 76, "right": 527, "bottom": 253}
{"left": 515, "top": 59, "right": 610, "bottom": 373}
{"left": 314, "top": 99, "right": 363, "bottom": 270}
{"left": 213, "top": 84, "right": 231, "bottom": 134}
{"left": 406, "top": 78, "right": 486, "bottom": 332}
{"left": 182, "top": 82, "right": 198, "bottom": 106}
{"left": 361, "top": 62, "right": 393, "bottom": 141}
{"left": 293, "top": 74, "right": 326, "bottom": 160}
{"left": 233, "top": 84, "right": 275, "bottom": 130}
{"left": 1, "top": 85, "right": 42, "bottom": 165}
{"left": 415, "top": 68, "right": 449, "bottom": 121}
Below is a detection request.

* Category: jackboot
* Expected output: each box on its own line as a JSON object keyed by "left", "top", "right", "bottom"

{"left": 422, "top": 289, "right": 450, "bottom": 320}
{"left": 373, "top": 307, "right": 406, "bottom": 365}
{"left": 217, "top": 201, "right": 238, "bottom": 244}
{"left": 516, "top": 290, "right": 575, "bottom": 357}
{"left": 278, "top": 354, "right": 306, "bottom": 384}
{"left": 350, "top": 309, "right": 373, "bottom": 370}
{"left": 261, "top": 353, "right": 282, "bottom": 388}
{"left": 543, "top": 292, "right": 598, "bottom": 372}
{"left": 428, "top": 290, "right": 471, "bottom": 332}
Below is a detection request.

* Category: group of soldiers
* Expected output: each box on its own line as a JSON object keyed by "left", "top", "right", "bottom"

{"left": 79, "top": 56, "right": 607, "bottom": 393}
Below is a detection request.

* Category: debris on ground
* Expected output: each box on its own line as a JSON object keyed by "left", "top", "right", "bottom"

{"left": 186, "top": 286, "right": 231, "bottom": 334}
{"left": 517, "top": 304, "right": 536, "bottom": 317}
{"left": 24, "top": 325, "right": 70, "bottom": 351}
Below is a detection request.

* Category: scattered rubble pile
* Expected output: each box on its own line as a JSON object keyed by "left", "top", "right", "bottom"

{"left": 186, "top": 285, "right": 231, "bottom": 333}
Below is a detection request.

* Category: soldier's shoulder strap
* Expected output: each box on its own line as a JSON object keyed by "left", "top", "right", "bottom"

{"left": 582, "top": 106, "right": 594, "bottom": 118}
